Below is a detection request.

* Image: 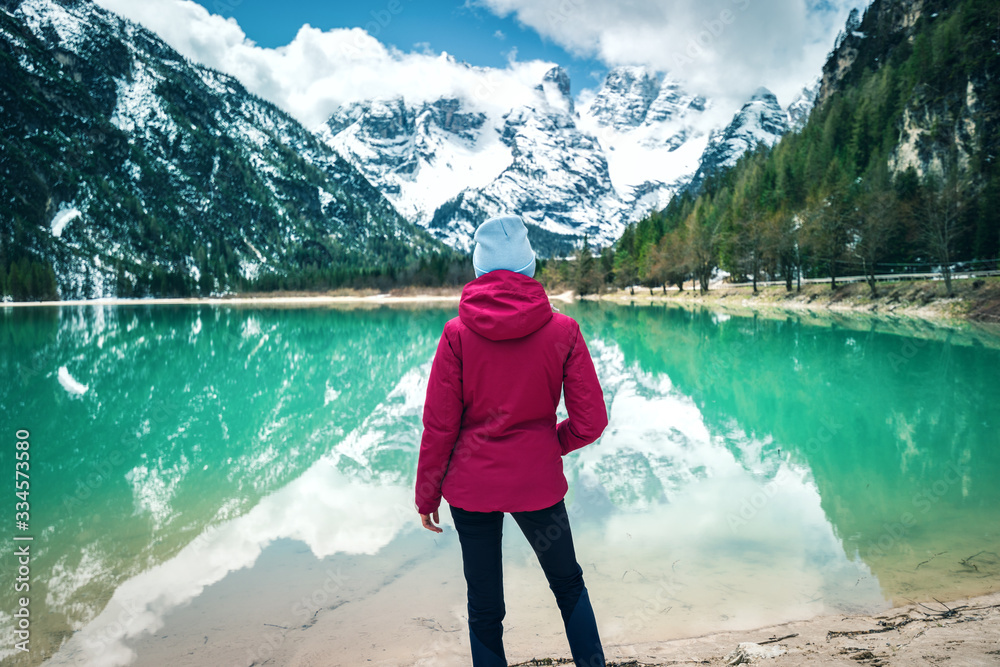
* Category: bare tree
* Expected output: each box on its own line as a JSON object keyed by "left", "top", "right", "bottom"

{"left": 644, "top": 229, "right": 690, "bottom": 292}
{"left": 734, "top": 210, "right": 767, "bottom": 293}
{"left": 851, "top": 190, "right": 898, "bottom": 297}
{"left": 685, "top": 205, "right": 722, "bottom": 294}
{"left": 918, "top": 174, "right": 967, "bottom": 297}
{"left": 802, "top": 191, "right": 851, "bottom": 290}
{"left": 763, "top": 212, "right": 798, "bottom": 292}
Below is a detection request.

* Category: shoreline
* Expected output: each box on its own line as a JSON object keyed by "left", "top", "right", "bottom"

{"left": 6, "top": 282, "right": 1000, "bottom": 347}
{"left": 124, "top": 583, "right": 1000, "bottom": 667}
{"left": 592, "top": 275, "right": 1000, "bottom": 325}
{"left": 0, "top": 290, "right": 463, "bottom": 308}
{"left": 593, "top": 590, "right": 1000, "bottom": 667}
{"left": 117, "top": 533, "right": 1000, "bottom": 667}
{"left": 3, "top": 277, "right": 999, "bottom": 324}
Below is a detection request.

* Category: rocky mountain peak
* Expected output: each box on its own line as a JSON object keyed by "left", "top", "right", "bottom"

{"left": 356, "top": 98, "right": 413, "bottom": 141}
{"left": 418, "top": 98, "right": 487, "bottom": 140}
{"left": 584, "top": 65, "right": 662, "bottom": 130}
{"left": 645, "top": 79, "right": 708, "bottom": 125}
{"left": 730, "top": 87, "right": 787, "bottom": 136}
{"left": 537, "top": 65, "right": 574, "bottom": 115}
{"left": 785, "top": 78, "right": 820, "bottom": 131}
{"left": 685, "top": 87, "right": 789, "bottom": 194}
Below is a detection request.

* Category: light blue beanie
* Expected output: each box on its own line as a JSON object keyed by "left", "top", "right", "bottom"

{"left": 472, "top": 214, "right": 536, "bottom": 278}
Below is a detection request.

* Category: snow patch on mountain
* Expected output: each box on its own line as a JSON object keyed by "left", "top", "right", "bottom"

{"left": 785, "top": 78, "right": 821, "bottom": 132}
{"left": 577, "top": 66, "right": 713, "bottom": 221}
{"left": 16, "top": 0, "right": 89, "bottom": 52}
{"left": 686, "top": 87, "right": 790, "bottom": 194}
{"left": 426, "top": 96, "right": 627, "bottom": 252}
{"left": 110, "top": 63, "right": 179, "bottom": 142}
{"left": 317, "top": 97, "right": 512, "bottom": 224}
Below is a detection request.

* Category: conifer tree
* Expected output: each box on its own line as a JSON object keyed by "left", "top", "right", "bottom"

{"left": 573, "top": 236, "right": 603, "bottom": 296}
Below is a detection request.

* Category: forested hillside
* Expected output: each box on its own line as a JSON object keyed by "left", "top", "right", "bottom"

{"left": 0, "top": 0, "right": 461, "bottom": 301}
{"left": 598, "top": 0, "right": 999, "bottom": 297}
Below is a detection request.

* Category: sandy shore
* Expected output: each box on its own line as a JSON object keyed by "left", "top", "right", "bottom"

{"left": 280, "top": 592, "right": 1000, "bottom": 666}
{"left": 127, "top": 584, "right": 1000, "bottom": 667}
{"left": 590, "top": 590, "right": 1000, "bottom": 666}
{"left": 118, "top": 525, "right": 998, "bottom": 667}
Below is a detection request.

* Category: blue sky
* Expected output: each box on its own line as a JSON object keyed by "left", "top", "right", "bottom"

{"left": 188, "top": 0, "right": 608, "bottom": 96}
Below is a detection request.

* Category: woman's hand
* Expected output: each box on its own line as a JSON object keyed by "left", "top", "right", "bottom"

{"left": 420, "top": 510, "right": 443, "bottom": 533}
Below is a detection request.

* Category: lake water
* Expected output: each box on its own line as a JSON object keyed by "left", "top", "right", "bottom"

{"left": 1, "top": 302, "right": 998, "bottom": 666}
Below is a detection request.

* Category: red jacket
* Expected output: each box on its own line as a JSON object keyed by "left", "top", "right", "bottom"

{"left": 415, "top": 270, "right": 608, "bottom": 515}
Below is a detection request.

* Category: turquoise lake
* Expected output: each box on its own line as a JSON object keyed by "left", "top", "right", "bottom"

{"left": 1, "top": 302, "right": 998, "bottom": 666}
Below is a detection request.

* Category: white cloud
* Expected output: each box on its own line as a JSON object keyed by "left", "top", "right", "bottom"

{"left": 493, "top": 29, "right": 506, "bottom": 40}
{"left": 94, "top": 0, "right": 866, "bottom": 132}
{"left": 474, "top": 0, "right": 868, "bottom": 111}
{"left": 95, "top": 0, "right": 558, "bottom": 129}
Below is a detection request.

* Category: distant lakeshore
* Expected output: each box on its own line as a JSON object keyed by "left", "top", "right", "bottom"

{"left": 4, "top": 276, "right": 1000, "bottom": 325}
{"left": 594, "top": 275, "right": 1000, "bottom": 325}
{"left": 0, "top": 287, "right": 464, "bottom": 308}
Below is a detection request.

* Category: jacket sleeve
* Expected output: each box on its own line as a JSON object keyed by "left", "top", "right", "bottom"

{"left": 414, "top": 326, "right": 464, "bottom": 515}
{"left": 556, "top": 325, "right": 608, "bottom": 456}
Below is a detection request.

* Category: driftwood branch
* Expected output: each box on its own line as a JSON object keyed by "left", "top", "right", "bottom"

{"left": 827, "top": 601, "right": 1000, "bottom": 639}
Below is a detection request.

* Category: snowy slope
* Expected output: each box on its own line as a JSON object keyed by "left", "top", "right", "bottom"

{"left": 2, "top": 0, "right": 437, "bottom": 298}
{"left": 317, "top": 65, "right": 718, "bottom": 254}
{"left": 316, "top": 97, "right": 512, "bottom": 226}
{"left": 576, "top": 66, "right": 711, "bottom": 223}
{"left": 785, "top": 78, "right": 821, "bottom": 132}
{"left": 425, "top": 86, "right": 628, "bottom": 254}
{"left": 686, "top": 87, "right": 790, "bottom": 194}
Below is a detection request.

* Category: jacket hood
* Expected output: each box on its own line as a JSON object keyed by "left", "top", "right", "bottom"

{"left": 459, "top": 270, "right": 553, "bottom": 341}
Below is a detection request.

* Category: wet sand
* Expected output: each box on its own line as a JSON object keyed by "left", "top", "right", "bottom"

{"left": 124, "top": 561, "right": 999, "bottom": 667}
{"left": 112, "top": 527, "right": 998, "bottom": 667}
{"left": 599, "top": 590, "right": 1000, "bottom": 666}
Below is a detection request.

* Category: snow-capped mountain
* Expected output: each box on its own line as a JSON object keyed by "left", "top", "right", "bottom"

{"left": 685, "top": 87, "right": 791, "bottom": 194}
{"left": 316, "top": 96, "right": 510, "bottom": 230}
{"left": 318, "top": 65, "right": 717, "bottom": 254}
{"left": 582, "top": 66, "right": 664, "bottom": 131}
{"left": 3, "top": 0, "right": 823, "bottom": 290}
{"left": 576, "top": 66, "right": 711, "bottom": 224}
{"left": 785, "top": 78, "right": 821, "bottom": 132}
{"left": 318, "top": 64, "right": 814, "bottom": 255}
{"left": 1, "top": 0, "right": 438, "bottom": 299}
{"left": 424, "top": 68, "right": 628, "bottom": 255}
{"left": 317, "top": 66, "right": 626, "bottom": 255}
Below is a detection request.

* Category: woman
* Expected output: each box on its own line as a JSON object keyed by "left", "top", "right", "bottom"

{"left": 415, "top": 214, "right": 608, "bottom": 667}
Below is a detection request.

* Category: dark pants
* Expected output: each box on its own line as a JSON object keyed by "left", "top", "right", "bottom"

{"left": 449, "top": 499, "right": 605, "bottom": 667}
